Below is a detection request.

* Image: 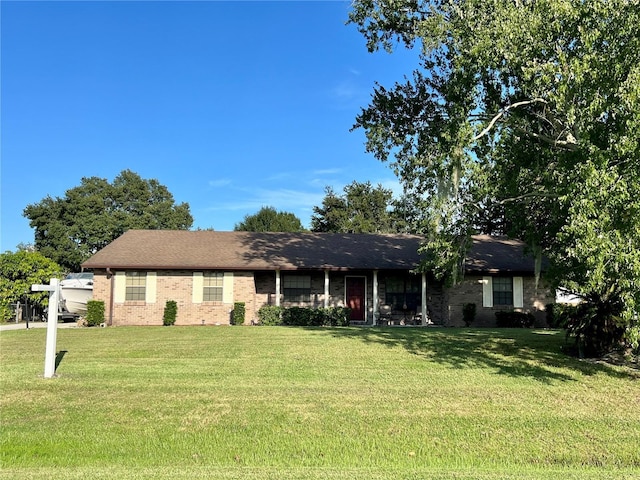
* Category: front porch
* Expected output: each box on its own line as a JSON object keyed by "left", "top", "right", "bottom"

{"left": 256, "top": 269, "right": 443, "bottom": 326}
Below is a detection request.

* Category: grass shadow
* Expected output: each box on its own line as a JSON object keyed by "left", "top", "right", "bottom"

{"left": 326, "top": 327, "right": 639, "bottom": 383}
{"left": 55, "top": 350, "right": 68, "bottom": 372}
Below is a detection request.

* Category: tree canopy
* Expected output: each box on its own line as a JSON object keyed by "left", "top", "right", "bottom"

{"left": 311, "top": 181, "right": 402, "bottom": 233}
{"left": 0, "top": 249, "right": 62, "bottom": 322}
{"left": 23, "top": 170, "right": 193, "bottom": 272}
{"left": 349, "top": 0, "right": 640, "bottom": 355}
{"left": 234, "top": 206, "right": 305, "bottom": 232}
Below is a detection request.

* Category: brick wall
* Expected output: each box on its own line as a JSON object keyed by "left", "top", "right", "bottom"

{"left": 92, "top": 269, "right": 259, "bottom": 326}
{"left": 445, "top": 275, "right": 553, "bottom": 327}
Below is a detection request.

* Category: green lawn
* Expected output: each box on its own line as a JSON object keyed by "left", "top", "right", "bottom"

{"left": 1, "top": 326, "right": 639, "bottom": 479}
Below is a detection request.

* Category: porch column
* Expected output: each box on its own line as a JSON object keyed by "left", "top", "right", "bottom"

{"left": 421, "top": 272, "right": 427, "bottom": 325}
{"left": 373, "top": 270, "right": 379, "bottom": 326}
{"left": 275, "top": 269, "right": 281, "bottom": 307}
{"left": 324, "top": 269, "right": 330, "bottom": 308}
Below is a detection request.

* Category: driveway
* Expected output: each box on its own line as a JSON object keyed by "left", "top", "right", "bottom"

{"left": 0, "top": 321, "right": 78, "bottom": 332}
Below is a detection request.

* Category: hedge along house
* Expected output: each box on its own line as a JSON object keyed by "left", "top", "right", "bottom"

{"left": 81, "top": 230, "right": 552, "bottom": 327}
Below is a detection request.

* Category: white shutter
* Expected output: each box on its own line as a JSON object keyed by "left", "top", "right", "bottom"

{"left": 192, "top": 272, "right": 203, "bottom": 303}
{"left": 223, "top": 272, "right": 234, "bottom": 304}
{"left": 513, "top": 276, "right": 524, "bottom": 308}
{"left": 114, "top": 272, "right": 126, "bottom": 303}
{"left": 482, "top": 276, "right": 493, "bottom": 308}
{"left": 145, "top": 272, "right": 157, "bottom": 303}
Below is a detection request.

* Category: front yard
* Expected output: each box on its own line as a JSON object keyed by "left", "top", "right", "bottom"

{"left": 1, "top": 326, "right": 638, "bottom": 479}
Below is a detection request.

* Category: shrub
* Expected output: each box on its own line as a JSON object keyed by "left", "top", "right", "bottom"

{"left": 322, "top": 307, "right": 351, "bottom": 326}
{"left": 462, "top": 303, "right": 476, "bottom": 327}
{"left": 257, "top": 306, "right": 351, "bottom": 326}
{"left": 546, "top": 303, "right": 579, "bottom": 328}
{"left": 282, "top": 307, "right": 313, "bottom": 326}
{"left": 232, "top": 302, "right": 245, "bottom": 325}
{"left": 564, "top": 299, "right": 627, "bottom": 358}
{"left": 86, "top": 300, "right": 105, "bottom": 327}
{"left": 495, "top": 310, "right": 535, "bottom": 328}
{"left": 163, "top": 300, "right": 177, "bottom": 326}
{"left": 257, "top": 305, "right": 284, "bottom": 326}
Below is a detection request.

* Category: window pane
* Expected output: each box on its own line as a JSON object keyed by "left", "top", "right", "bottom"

{"left": 203, "top": 272, "right": 223, "bottom": 301}
{"left": 126, "top": 272, "right": 146, "bottom": 301}
{"left": 492, "top": 277, "right": 513, "bottom": 306}
{"left": 385, "top": 276, "right": 420, "bottom": 310}
{"left": 283, "top": 275, "right": 311, "bottom": 303}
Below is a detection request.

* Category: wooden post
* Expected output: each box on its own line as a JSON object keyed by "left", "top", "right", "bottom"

{"left": 32, "top": 278, "right": 60, "bottom": 378}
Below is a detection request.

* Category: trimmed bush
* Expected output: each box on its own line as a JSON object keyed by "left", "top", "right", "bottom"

{"left": 232, "top": 302, "right": 246, "bottom": 325}
{"left": 257, "top": 306, "right": 284, "bottom": 325}
{"left": 495, "top": 310, "right": 535, "bottom": 328}
{"left": 257, "top": 306, "right": 351, "bottom": 327}
{"left": 86, "top": 300, "right": 105, "bottom": 327}
{"left": 322, "top": 307, "right": 351, "bottom": 326}
{"left": 462, "top": 303, "right": 476, "bottom": 327}
{"left": 163, "top": 300, "right": 177, "bottom": 326}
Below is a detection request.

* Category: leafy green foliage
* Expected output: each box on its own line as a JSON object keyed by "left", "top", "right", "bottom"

{"left": 257, "top": 306, "right": 350, "bottom": 326}
{"left": 257, "top": 305, "right": 284, "bottom": 325}
{"left": 86, "top": 300, "right": 105, "bottom": 327}
{"left": 311, "top": 181, "right": 403, "bottom": 233}
{"left": 232, "top": 302, "right": 245, "bottom": 325}
{"left": 163, "top": 300, "right": 178, "bottom": 326}
{"left": 234, "top": 206, "right": 305, "bottom": 232}
{"left": 23, "top": 170, "right": 193, "bottom": 271}
{"left": 462, "top": 303, "right": 476, "bottom": 327}
{"left": 495, "top": 311, "right": 535, "bottom": 329}
{"left": 349, "top": 0, "right": 640, "bottom": 355}
{"left": 0, "top": 250, "right": 62, "bottom": 322}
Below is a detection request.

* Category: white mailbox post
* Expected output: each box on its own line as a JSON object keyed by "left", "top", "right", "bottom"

{"left": 32, "top": 278, "right": 60, "bottom": 378}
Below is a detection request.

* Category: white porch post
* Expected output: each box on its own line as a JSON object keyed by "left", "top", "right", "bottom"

{"left": 275, "top": 269, "right": 281, "bottom": 307}
{"left": 421, "top": 272, "right": 427, "bottom": 326}
{"left": 324, "top": 270, "right": 330, "bottom": 308}
{"left": 373, "top": 270, "right": 379, "bottom": 326}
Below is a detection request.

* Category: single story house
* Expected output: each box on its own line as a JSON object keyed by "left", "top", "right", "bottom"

{"left": 81, "top": 230, "right": 553, "bottom": 327}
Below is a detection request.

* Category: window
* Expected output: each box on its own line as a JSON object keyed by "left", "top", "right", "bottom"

{"left": 385, "top": 275, "right": 420, "bottom": 310}
{"left": 203, "top": 272, "right": 224, "bottom": 302}
{"left": 283, "top": 275, "right": 311, "bottom": 303}
{"left": 492, "top": 277, "right": 513, "bottom": 306}
{"left": 125, "top": 272, "right": 146, "bottom": 301}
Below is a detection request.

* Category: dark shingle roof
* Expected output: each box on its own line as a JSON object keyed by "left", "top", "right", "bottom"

{"left": 82, "top": 230, "right": 539, "bottom": 274}
{"left": 464, "top": 235, "right": 539, "bottom": 274}
{"left": 82, "top": 230, "right": 424, "bottom": 271}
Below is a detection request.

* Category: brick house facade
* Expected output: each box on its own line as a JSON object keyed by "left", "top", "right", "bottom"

{"left": 82, "top": 230, "right": 552, "bottom": 327}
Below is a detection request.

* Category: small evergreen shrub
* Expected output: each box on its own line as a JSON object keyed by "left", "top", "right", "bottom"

{"left": 163, "top": 300, "right": 177, "bottom": 326}
{"left": 495, "top": 310, "right": 535, "bottom": 328}
{"left": 232, "top": 302, "right": 245, "bottom": 325}
{"left": 258, "top": 306, "right": 284, "bottom": 325}
{"left": 462, "top": 303, "right": 476, "bottom": 327}
{"left": 86, "top": 300, "right": 105, "bottom": 327}
{"left": 282, "top": 307, "right": 313, "bottom": 326}
{"left": 257, "top": 306, "right": 351, "bottom": 326}
{"left": 322, "top": 307, "right": 351, "bottom": 326}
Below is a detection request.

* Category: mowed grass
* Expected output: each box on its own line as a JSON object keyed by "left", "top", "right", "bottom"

{"left": 1, "top": 326, "right": 639, "bottom": 479}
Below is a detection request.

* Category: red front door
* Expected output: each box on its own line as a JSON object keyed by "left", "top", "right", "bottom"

{"left": 346, "top": 277, "right": 366, "bottom": 321}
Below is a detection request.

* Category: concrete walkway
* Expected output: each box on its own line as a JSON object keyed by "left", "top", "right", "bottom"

{"left": 0, "top": 321, "right": 77, "bottom": 332}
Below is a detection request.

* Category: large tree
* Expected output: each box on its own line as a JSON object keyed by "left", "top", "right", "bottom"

{"left": 349, "top": 0, "right": 640, "bottom": 355}
{"left": 24, "top": 170, "right": 193, "bottom": 271}
{"left": 311, "top": 181, "right": 400, "bottom": 233}
{"left": 234, "top": 206, "right": 305, "bottom": 232}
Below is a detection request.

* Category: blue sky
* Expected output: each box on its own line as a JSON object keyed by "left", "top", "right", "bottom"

{"left": 1, "top": 1, "right": 418, "bottom": 251}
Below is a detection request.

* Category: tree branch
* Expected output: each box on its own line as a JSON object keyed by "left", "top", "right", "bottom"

{"left": 473, "top": 98, "right": 548, "bottom": 141}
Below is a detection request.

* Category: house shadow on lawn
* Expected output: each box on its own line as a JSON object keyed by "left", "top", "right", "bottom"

{"left": 327, "top": 328, "right": 638, "bottom": 384}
